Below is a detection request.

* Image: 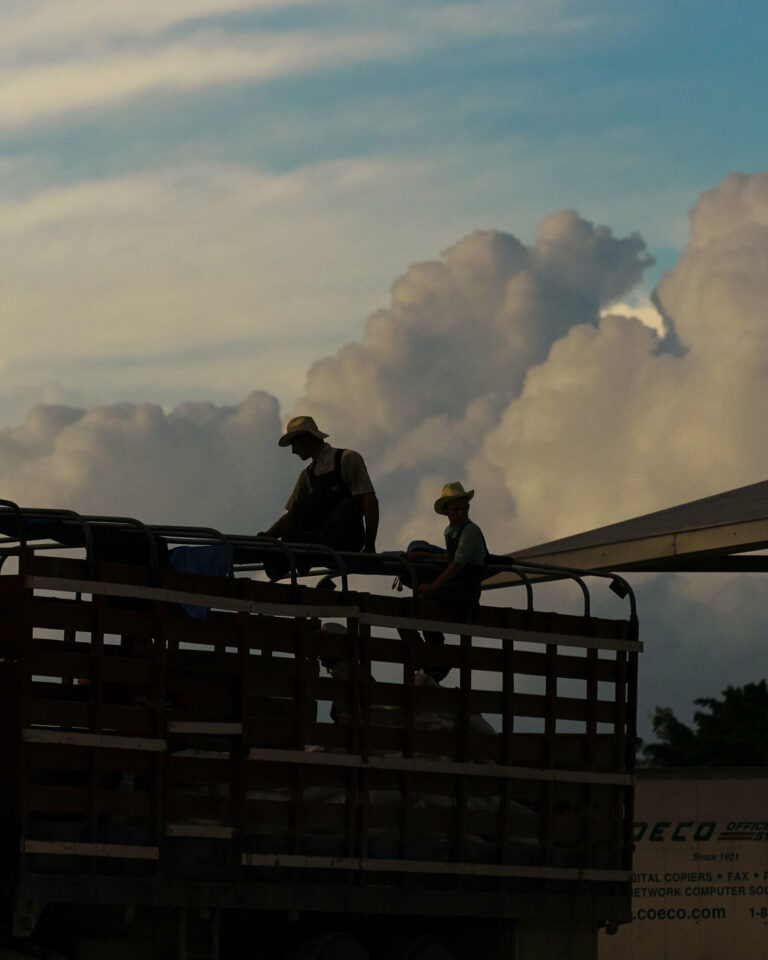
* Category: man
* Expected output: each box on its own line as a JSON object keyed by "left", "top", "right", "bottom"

{"left": 263, "top": 415, "right": 378, "bottom": 556}
{"left": 401, "top": 481, "right": 489, "bottom": 682}
{"left": 417, "top": 481, "right": 488, "bottom": 609}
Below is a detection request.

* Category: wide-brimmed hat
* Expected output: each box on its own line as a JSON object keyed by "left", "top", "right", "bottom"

{"left": 278, "top": 415, "right": 329, "bottom": 447}
{"left": 434, "top": 481, "right": 474, "bottom": 515}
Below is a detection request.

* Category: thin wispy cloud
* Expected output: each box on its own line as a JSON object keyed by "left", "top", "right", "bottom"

{"left": 0, "top": 0, "right": 612, "bottom": 131}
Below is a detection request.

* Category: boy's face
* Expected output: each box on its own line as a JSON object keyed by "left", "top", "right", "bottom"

{"left": 444, "top": 497, "right": 470, "bottom": 525}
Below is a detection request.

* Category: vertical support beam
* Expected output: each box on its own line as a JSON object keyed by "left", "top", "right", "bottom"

{"left": 234, "top": 611, "right": 250, "bottom": 855}
{"left": 623, "top": 647, "right": 639, "bottom": 871}
{"left": 614, "top": 649, "right": 628, "bottom": 870}
{"left": 584, "top": 645, "right": 598, "bottom": 870}
{"left": 151, "top": 594, "right": 169, "bottom": 851}
{"left": 403, "top": 630, "right": 415, "bottom": 760}
{"left": 357, "top": 618, "right": 371, "bottom": 871}
{"left": 499, "top": 635, "right": 515, "bottom": 866}
{"left": 15, "top": 549, "right": 35, "bottom": 898}
{"left": 292, "top": 616, "right": 306, "bottom": 854}
{"left": 458, "top": 634, "right": 472, "bottom": 762}
{"left": 295, "top": 617, "right": 309, "bottom": 751}
{"left": 542, "top": 642, "right": 558, "bottom": 868}
{"left": 178, "top": 906, "right": 187, "bottom": 960}
{"left": 348, "top": 618, "right": 361, "bottom": 756}
{"left": 357, "top": 618, "right": 371, "bottom": 760}
{"left": 88, "top": 591, "right": 106, "bottom": 841}
{"left": 585, "top": 648, "right": 598, "bottom": 770}
{"left": 502, "top": 637, "right": 515, "bottom": 766}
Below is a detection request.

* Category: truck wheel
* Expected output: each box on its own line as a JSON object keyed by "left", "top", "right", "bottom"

{"left": 381, "top": 935, "right": 456, "bottom": 960}
{"left": 286, "top": 932, "right": 370, "bottom": 960}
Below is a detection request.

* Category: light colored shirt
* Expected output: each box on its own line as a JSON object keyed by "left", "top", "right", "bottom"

{"left": 286, "top": 443, "right": 375, "bottom": 510}
{"left": 445, "top": 521, "right": 487, "bottom": 567}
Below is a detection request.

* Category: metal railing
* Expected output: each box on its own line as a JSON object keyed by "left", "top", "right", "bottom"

{"left": 0, "top": 500, "right": 637, "bottom": 623}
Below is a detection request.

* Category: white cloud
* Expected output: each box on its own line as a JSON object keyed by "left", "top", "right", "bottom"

{"left": 0, "top": 391, "right": 289, "bottom": 530}
{"left": 601, "top": 294, "right": 666, "bottom": 337}
{"left": 5, "top": 171, "right": 768, "bottom": 737}
{"left": 0, "top": 0, "right": 613, "bottom": 131}
{"left": 0, "top": 157, "right": 463, "bottom": 418}
{"left": 294, "top": 210, "right": 652, "bottom": 544}
{"left": 0, "top": 1, "right": 307, "bottom": 56}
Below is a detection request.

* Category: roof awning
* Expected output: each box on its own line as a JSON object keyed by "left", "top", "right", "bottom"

{"left": 484, "top": 477, "right": 768, "bottom": 588}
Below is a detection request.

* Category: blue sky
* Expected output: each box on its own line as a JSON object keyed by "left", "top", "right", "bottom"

{"left": 3, "top": 0, "right": 768, "bottom": 419}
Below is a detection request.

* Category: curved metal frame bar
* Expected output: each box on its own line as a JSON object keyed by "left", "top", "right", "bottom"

{"left": 502, "top": 558, "right": 637, "bottom": 621}
{"left": 222, "top": 534, "right": 299, "bottom": 584}
{"left": 149, "top": 525, "right": 235, "bottom": 575}
{"left": 0, "top": 503, "right": 636, "bottom": 622}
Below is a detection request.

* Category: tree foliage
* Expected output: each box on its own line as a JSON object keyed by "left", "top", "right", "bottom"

{"left": 641, "top": 680, "right": 768, "bottom": 767}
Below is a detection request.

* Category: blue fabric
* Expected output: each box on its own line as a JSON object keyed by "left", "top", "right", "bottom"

{"left": 405, "top": 540, "right": 445, "bottom": 555}
{"left": 380, "top": 540, "right": 445, "bottom": 558}
{"left": 168, "top": 545, "right": 230, "bottom": 619}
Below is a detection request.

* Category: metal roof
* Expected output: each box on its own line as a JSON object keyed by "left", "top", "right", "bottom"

{"left": 484, "top": 477, "right": 768, "bottom": 588}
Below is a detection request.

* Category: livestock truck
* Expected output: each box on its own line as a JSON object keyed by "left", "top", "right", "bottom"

{"left": 0, "top": 502, "right": 640, "bottom": 960}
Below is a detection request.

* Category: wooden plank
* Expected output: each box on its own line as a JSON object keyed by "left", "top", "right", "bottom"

{"left": 358, "top": 614, "right": 642, "bottom": 653}
{"left": 26, "top": 649, "right": 155, "bottom": 687}
{"left": 26, "top": 575, "right": 357, "bottom": 620}
{"left": 167, "top": 721, "right": 242, "bottom": 735}
{"left": 164, "top": 794, "right": 230, "bottom": 821}
{"left": 240, "top": 852, "right": 631, "bottom": 882}
{"left": 166, "top": 824, "right": 234, "bottom": 839}
{"left": 22, "top": 729, "right": 166, "bottom": 752}
{"left": 21, "top": 839, "right": 159, "bottom": 860}
{"left": 28, "top": 785, "right": 153, "bottom": 818}
{"left": 28, "top": 700, "right": 154, "bottom": 734}
{"left": 247, "top": 747, "right": 633, "bottom": 785}
{"left": 24, "top": 745, "right": 154, "bottom": 776}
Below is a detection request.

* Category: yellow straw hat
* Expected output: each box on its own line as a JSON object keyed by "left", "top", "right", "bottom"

{"left": 434, "top": 481, "right": 474, "bottom": 515}
{"left": 278, "top": 415, "right": 329, "bottom": 447}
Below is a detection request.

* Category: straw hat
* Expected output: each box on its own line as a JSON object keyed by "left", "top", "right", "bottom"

{"left": 434, "top": 481, "right": 474, "bottom": 515}
{"left": 278, "top": 415, "right": 329, "bottom": 447}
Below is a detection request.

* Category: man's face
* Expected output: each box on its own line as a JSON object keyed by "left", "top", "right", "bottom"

{"left": 290, "top": 433, "right": 314, "bottom": 460}
{"left": 444, "top": 497, "right": 470, "bottom": 525}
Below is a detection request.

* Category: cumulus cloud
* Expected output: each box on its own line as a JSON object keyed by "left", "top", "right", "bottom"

{"left": 296, "top": 210, "right": 652, "bottom": 541}
{"left": 5, "top": 171, "right": 768, "bottom": 737}
{"left": 601, "top": 295, "right": 666, "bottom": 338}
{"left": 475, "top": 172, "right": 768, "bottom": 551}
{"left": 0, "top": 391, "right": 290, "bottom": 531}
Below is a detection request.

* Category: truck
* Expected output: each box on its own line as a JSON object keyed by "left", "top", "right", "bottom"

{"left": 0, "top": 500, "right": 641, "bottom": 960}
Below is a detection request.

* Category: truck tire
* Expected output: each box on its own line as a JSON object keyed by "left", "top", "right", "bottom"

{"left": 380, "top": 935, "right": 456, "bottom": 960}
{"left": 286, "top": 932, "right": 370, "bottom": 960}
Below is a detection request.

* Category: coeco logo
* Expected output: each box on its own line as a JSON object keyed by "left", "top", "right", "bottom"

{"left": 633, "top": 821, "right": 715, "bottom": 842}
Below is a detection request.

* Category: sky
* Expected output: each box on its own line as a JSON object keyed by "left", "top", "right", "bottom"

{"left": 3, "top": 0, "right": 768, "bottom": 741}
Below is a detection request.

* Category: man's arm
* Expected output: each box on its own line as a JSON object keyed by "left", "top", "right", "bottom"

{"left": 418, "top": 559, "right": 463, "bottom": 593}
{"left": 262, "top": 514, "right": 288, "bottom": 538}
{"left": 361, "top": 492, "right": 379, "bottom": 552}
{"left": 263, "top": 472, "right": 306, "bottom": 537}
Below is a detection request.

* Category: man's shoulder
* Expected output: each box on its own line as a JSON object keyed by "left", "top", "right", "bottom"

{"left": 460, "top": 521, "right": 485, "bottom": 542}
{"left": 338, "top": 447, "right": 368, "bottom": 466}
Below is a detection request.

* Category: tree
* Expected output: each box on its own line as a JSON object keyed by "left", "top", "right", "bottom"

{"left": 641, "top": 680, "right": 768, "bottom": 767}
